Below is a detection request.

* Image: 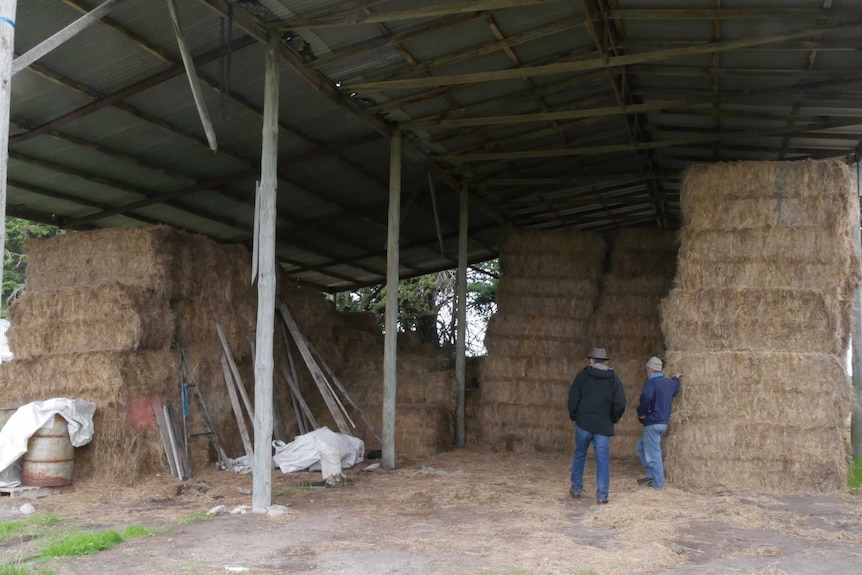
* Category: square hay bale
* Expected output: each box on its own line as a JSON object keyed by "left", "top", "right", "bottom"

{"left": 680, "top": 160, "right": 857, "bottom": 234}
{"left": 479, "top": 378, "right": 570, "bottom": 406}
{"left": 661, "top": 351, "right": 852, "bottom": 491}
{"left": 0, "top": 351, "right": 180, "bottom": 483}
{"left": 499, "top": 229, "right": 606, "bottom": 279}
{"left": 666, "top": 425, "right": 849, "bottom": 492}
{"left": 661, "top": 288, "right": 846, "bottom": 355}
{"left": 484, "top": 331, "right": 590, "bottom": 359}
{"left": 496, "top": 277, "right": 599, "bottom": 318}
{"left": 477, "top": 402, "right": 572, "bottom": 452}
{"left": 486, "top": 314, "right": 592, "bottom": 340}
{"left": 24, "top": 226, "right": 177, "bottom": 295}
{"left": 7, "top": 285, "right": 174, "bottom": 360}
{"left": 478, "top": 355, "right": 585, "bottom": 383}
{"left": 607, "top": 229, "right": 678, "bottom": 278}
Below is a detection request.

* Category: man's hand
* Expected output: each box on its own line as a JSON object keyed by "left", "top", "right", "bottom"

{"left": 673, "top": 373, "right": 682, "bottom": 379}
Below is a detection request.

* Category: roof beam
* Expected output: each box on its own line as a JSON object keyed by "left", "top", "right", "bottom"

{"left": 605, "top": 8, "right": 841, "bottom": 20}
{"left": 274, "top": 0, "right": 560, "bottom": 29}
{"left": 12, "top": 0, "right": 125, "bottom": 75}
{"left": 345, "top": 18, "right": 862, "bottom": 91}
{"left": 433, "top": 118, "right": 862, "bottom": 161}
{"left": 405, "top": 73, "right": 862, "bottom": 131}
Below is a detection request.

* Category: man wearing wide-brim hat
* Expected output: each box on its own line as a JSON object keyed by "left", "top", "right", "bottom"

{"left": 567, "top": 347, "right": 627, "bottom": 504}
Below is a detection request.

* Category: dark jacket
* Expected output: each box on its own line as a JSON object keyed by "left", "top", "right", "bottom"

{"left": 567, "top": 363, "right": 627, "bottom": 436}
{"left": 636, "top": 374, "right": 680, "bottom": 426}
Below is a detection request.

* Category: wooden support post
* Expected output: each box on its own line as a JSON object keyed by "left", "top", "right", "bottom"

{"left": 12, "top": 0, "right": 119, "bottom": 75}
{"left": 455, "top": 184, "right": 468, "bottom": 448}
{"left": 0, "top": 0, "right": 16, "bottom": 314}
{"left": 251, "top": 29, "right": 279, "bottom": 510}
{"left": 383, "top": 129, "right": 401, "bottom": 470}
{"left": 852, "top": 161, "right": 862, "bottom": 459}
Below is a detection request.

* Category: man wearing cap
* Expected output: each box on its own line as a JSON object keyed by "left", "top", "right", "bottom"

{"left": 636, "top": 357, "right": 681, "bottom": 489}
{"left": 567, "top": 347, "right": 627, "bottom": 504}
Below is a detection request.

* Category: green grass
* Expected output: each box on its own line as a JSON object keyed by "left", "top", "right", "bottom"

{"left": 121, "top": 525, "right": 158, "bottom": 539}
{"left": 173, "top": 512, "right": 212, "bottom": 527}
{"left": 0, "top": 568, "right": 54, "bottom": 575}
{"left": 0, "top": 515, "right": 59, "bottom": 541}
{"left": 850, "top": 458, "right": 862, "bottom": 489}
{"left": 40, "top": 530, "right": 124, "bottom": 558}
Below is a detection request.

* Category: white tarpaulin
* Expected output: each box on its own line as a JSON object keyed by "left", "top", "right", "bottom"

{"left": 0, "top": 398, "right": 97, "bottom": 487}
{"left": 272, "top": 427, "right": 364, "bottom": 474}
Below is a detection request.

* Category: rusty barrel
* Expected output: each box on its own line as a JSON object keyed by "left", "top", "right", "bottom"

{"left": 22, "top": 414, "right": 75, "bottom": 487}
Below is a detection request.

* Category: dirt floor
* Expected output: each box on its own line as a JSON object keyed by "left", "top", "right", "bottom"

{"left": 2, "top": 448, "right": 861, "bottom": 575}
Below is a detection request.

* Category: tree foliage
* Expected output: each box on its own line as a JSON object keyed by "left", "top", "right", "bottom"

{"left": 334, "top": 260, "right": 498, "bottom": 355}
{"left": 3, "top": 218, "right": 61, "bottom": 314}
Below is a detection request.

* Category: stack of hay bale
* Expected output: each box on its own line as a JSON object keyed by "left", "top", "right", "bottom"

{"left": 590, "top": 229, "right": 677, "bottom": 462}
{"left": 661, "top": 159, "right": 860, "bottom": 491}
{"left": 321, "top": 321, "right": 456, "bottom": 459}
{"left": 479, "top": 229, "right": 605, "bottom": 452}
{"left": 2, "top": 227, "right": 190, "bottom": 481}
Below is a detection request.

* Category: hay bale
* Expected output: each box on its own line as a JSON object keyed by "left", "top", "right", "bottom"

{"left": 478, "top": 355, "right": 584, "bottom": 383}
{"left": 680, "top": 159, "right": 857, "bottom": 233}
{"left": 496, "top": 277, "right": 598, "bottom": 318}
{"left": 7, "top": 285, "right": 174, "bottom": 360}
{"left": 24, "top": 226, "right": 177, "bottom": 295}
{"left": 608, "top": 229, "right": 678, "bottom": 278}
{"left": 0, "top": 350, "right": 179, "bottom": 482}
{"left": 661, "top": 288, "right": 845, "bottom": 355}
{"left": 500, "top": 229, "right": 606, "bottom": 278}
{"left": 477, "top": 402, "right": 571, "bottom": 453}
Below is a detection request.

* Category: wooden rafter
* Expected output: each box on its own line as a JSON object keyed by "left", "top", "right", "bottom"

{"left": 345, "top": 18, "right": 862, "bottom": 91}
{"left": 275, "top": 0, "right": 561, "bottom": 29}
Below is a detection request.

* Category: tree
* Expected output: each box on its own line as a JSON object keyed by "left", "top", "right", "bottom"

{"left": 3, "top": 218, "right": 61, "bottom": 315}
{"left": 334, "top": 260, "right": 498, "bottom": 355}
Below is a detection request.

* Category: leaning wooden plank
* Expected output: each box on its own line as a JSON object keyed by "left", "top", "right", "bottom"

{"left": 166, "top": 0, "right": 218, "bottom": 151}
{"left": 290, "top": 392, "right": 306, "bottom": 436}
{"left": 167, "top": 404, "right": 192, "bottom": 480}
{"left": 310, "top": 344, "right": 382, "bottom": 444}
{"left": 280, "top": 364, "right": 318, "bottom": 430}
{"left": 221, "top": 354, "right": 254, "bottom": 462}
{"left": 278, "top": 302, "right": 350, "bottom": 435}
{"left": 163, "top": 404, "right": 188, "bottom": 480}
{"left": 153, "top": 396, "right": 178, "bottom": 478}
{"left": 216, "top": 323, "right": 255, "bottom": 422}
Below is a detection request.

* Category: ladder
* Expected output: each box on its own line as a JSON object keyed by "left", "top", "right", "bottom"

{"left": 180, "top": 349, "right": 230, "bottom": 472}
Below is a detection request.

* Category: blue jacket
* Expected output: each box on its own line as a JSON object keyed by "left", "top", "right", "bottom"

{"left": 636, "top": 373, "right": 680, "bottom": 426}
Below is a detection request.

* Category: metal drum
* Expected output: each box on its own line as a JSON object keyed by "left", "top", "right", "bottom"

{"left": 22, "top": 414, "right": 75, "bottom": 487}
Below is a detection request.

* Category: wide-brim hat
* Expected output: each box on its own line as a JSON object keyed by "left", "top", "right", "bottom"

{"left": 587, "top": 347, "right": 609, "bottom": 360}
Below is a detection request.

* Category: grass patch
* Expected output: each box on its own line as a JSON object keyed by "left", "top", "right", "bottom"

{"left": 173, "top": 512, "right": 211, "bottom": 527}
{"left": 40, "top": 530, "right": 123, "bottom": 558}
{"left": 121, "top": 525, "right": 158, "bottom": 539}
{"left": 0, "top": 515, "right": 59, "bottom": 541}
{"left": 0, "top": 567, "right": 54, "bottom": 575}
{"left": 850, "top": 458, "right": 862, "bottom": 489}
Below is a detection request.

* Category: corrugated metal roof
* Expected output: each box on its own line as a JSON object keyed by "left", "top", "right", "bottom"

{"left": 6, "top": 0, "right": 862, "bottom": 291}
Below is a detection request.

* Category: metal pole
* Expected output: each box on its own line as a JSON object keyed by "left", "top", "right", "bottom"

{"left": 455, "top": 184, "right": 468, "bottom": 447}
{"left": 0, "top": 1, "right": 16, "bottom": 314}
{"left": 852, "top": 161, "right": 862, "bottom": 459}
{"left": 382, "top": 129, "right": 401, "bottom": 470}
{"left": 252, "top": 30, "right": 279, "bottom": 510}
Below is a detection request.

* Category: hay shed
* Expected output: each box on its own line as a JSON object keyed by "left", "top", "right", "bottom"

{"left": 0, "top": 1, "right": 861, "bottom": 497}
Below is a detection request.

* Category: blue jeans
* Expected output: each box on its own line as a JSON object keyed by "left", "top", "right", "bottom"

{"left": 570, "top": 424, "right": 610, "bottom": 501}
{"left": 637, "top": 423, "right": 668, "bottom": 489}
